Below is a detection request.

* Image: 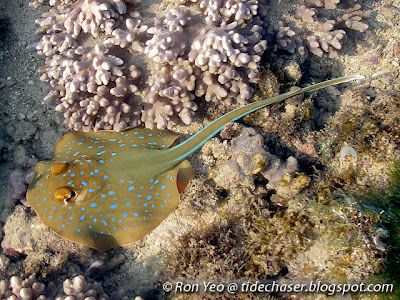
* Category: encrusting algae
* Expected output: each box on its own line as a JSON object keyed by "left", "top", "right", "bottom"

{"left": 26, "top": 76, "right": 363, "bottom": 251}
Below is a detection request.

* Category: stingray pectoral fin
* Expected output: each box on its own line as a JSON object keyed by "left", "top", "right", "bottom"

{"left": 53, "top": 127, "right": 179, "bottom": 161}
{"left": 175, "top": 159, "right": 194, "bottom": 193}
{"left": 112, "top": 169, "right": 182, "bottom": 248}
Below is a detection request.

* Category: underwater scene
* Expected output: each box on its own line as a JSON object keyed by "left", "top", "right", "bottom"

{"left": 0, "top": 0, "right": 399, "bottom": 299}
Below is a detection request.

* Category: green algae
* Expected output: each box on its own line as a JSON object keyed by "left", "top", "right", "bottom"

{"left": 359, "top": 161, "right": 400, "bottom": 298}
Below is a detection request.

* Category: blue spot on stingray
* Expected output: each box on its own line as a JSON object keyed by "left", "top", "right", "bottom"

{"left": 150, "top": 179, "right": 154, "bottom": 183}
{"left": 104, "top": 175, "right": 108, "bottom": 179}
{"left": 102, "top": 220, "right": 108, "bottom": 226}
{"left": 77, "top": 229, "right": 81, "bottom": 232}
{"left": 81, "top": 181, "right": 87, "bottom": 186}
{"left": 101, "top": 194, "right": 106, "bottom": 198}
{"left": 94, "top": 169, "right": 99, "bottom": 173}
{"left": 125, "top": 202, "right": 131, "bottom": 207}
{"left": 90, "top": 203, "right": 98, "bottom": 208}
{"left": 123, "top": 213, "right": 128, "bottom": 217}
{"left": 78, "top": 142, "right": 83, "bottom": 145}
{"left": 68, "top": 206, "right": 73, "bottom": 210}
{"left": 52, "top": 206, "right": 56, "bottom": 210}
{"left": 128, "top": 186, "right": 135, "bottom": 191}
{"left": 109, "top": 191, "right": 115, "bottom": 195}
{"left": 139, "top": 186, "right": 144, "bottom": 189}
{"left": 120, "top": 179, "right": 124, "bottom": 183}
{"left": 99, "top": 160, "right": 104, "bottom": 164}
{"left": 111, "top": 217, "right": 115, "bottom": 221}
{"left": 111, "top": 153, "right": 116, "bottom": 156}
{"left": 89, "top": 225, "right": 93, "bottom": 229}
{"left": 80, "top": 215, "right": 85, "bottom": 220}
{"left": 163, "top": 200, "right": 168, "bottom": 203}
{"left": 48, "top": 216, "right": 53, "bottom": 219}
{"left": 90, "top": 172, "right": 94, "bottom": 176}
{"left": 133, "top": 212, "right": 138, "bottom": 216}
{"left": 88, "top": 189, "right": 95, "bottom": 193}
{"left": 151, "top": 204, "right": 155, "bottom": 208}
{"left": 81, "top": 207, "right": 85, "bottom": 211}
{"left": 161, "top": 185, "right": 166, "bottom": 190}
{"left": 59, "top": 216, "right": 63, "bottom": 219}
{"left": 87, "top": 146, "right": 93, "bottom": 149}
{"left": 109, "top": 139, "right": 116, "bottom": 142}
{"left": 110, "top": 204, "right": 118, "bottom": 209}
{"left": 143, "top": 203, "right": 148, "bottom": 207}
{"left": 137, "top": 194, "right": 142, "bottom": 198}
{"left": 97, "top": 151, "right": 106, "bottom": 155}
{"left": 132, "top": 223, "right": 136, "bottom": 226}
{"left": 146, "top": 196, "right": 152, "bottom": 200}
{"left": 93, "top": 218, "right": 97, "bottom": 222}
{"left": 73, "top": 152, "right": 80, "bottom": 156}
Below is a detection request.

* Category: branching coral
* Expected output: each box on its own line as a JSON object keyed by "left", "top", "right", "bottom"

{"left": 189, "top": 26, "right": 264, "bottom": 105}
{"left": 34, "top": 0, "right": 136, "bottom": 37}
{"left": 40, "top": 44, "right": 142, "bottom": 131}
{"left": 0, "top": 274, "right": 133, "bottom": 299}
{"left": 271, "top": 1, "right": 371, "bottom": 58}
{"left": 141, "top": 59, "right": 197, "bottom": 129}
{"left": 32, "top": 0, "right": 268, "bottom": 130}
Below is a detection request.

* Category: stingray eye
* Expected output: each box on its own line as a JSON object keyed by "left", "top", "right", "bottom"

{"left": 54, "top": 187, "right": 76, "bottom": 203}
{"left": 51, "top": 163, "right": 69, "bottom": 175}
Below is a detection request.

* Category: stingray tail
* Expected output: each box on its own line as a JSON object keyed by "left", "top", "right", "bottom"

{"left": 168, "top": 75, "right": 365, "bottom": 162}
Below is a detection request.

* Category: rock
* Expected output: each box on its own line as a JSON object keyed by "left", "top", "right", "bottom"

{"left": 13, "top": 145, "right": 29, "bottom": 167}
{"left": 5, "top": 121, "right": 38, "bottom": 142}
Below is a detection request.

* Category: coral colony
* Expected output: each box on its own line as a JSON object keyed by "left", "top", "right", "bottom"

{"left": 30, "top": 0, "right": 369, "bottom": 132}
{"left": 31, "top": 0, "right": 267, "bottom": 131}
{"left": 0, "top": 274, "right": 133, "bottom": 299}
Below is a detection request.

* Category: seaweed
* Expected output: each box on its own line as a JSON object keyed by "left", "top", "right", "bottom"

{"left": 359, "top": 160, "right": 400, "bottom": 297}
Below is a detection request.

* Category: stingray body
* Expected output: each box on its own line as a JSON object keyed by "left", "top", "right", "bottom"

{"left": 27, "top": 76, "right": 362, "bottom": 251}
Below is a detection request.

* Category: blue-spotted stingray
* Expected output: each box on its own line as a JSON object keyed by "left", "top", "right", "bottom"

{"left": 27, "top": 75, "right": 363, "bottom": 251}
